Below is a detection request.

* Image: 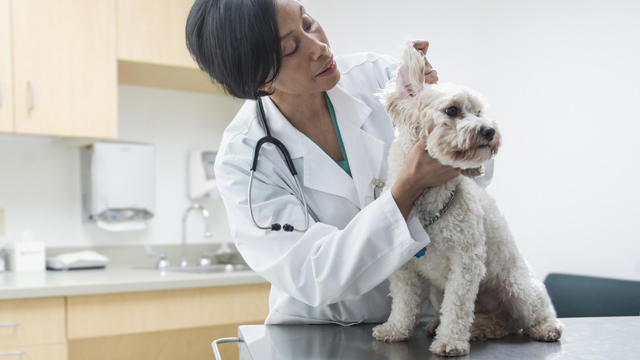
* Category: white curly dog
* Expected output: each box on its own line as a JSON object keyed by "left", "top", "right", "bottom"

{"left": 372, "top": 43, "right": 564, "bottom": 356}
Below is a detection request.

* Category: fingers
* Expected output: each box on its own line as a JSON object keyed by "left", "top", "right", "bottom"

{"left": 449, "top": 166, "right": 462, "bottom": 176}
{"left": 412, "top": 40, "right": 429, "bottom": 55}
{"left": 413, "top": 40, "right": 438, "bottom": 84}
{"left": 425, "top": 69, "right": 439, "bottom": 84}
{"left": 416, "top": 135, "right": 430, "bottom": 153}
{"left": 418, "top": 134, "right": 427, "bottom": 146}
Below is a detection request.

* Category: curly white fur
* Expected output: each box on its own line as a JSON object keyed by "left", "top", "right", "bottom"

{"left": 372, "top": 42, "right": 563, "bottom": 357}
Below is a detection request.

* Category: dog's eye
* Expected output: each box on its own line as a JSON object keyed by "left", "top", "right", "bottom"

{"left": 444, "top": 106, "right": 459, "bottom": 117}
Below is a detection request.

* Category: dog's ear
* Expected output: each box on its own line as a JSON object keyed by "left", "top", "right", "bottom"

{"left": 394, "top": 43, "right": 426, "bottom": 99}
{"left": 378, "top": 42, "right": 429, "bottom": 135}
{"left": 461, "top": 166, "right": 484, "bottom": 178}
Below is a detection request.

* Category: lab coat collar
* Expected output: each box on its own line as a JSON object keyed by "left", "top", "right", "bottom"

{"left": 259, "top": 84, "right": 384, "bottom": 210}
{"left": 327, "top": 85, "right": 385, "bottom": 209}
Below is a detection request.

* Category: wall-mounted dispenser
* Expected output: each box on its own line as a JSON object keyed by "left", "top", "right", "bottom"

{"left": 187, "top": 149, "right": 218, "bottom": 199}
{"left": 81, "top": 142, "right": 155, "bottom": 231}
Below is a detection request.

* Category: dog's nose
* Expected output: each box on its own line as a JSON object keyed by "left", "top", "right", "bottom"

{"left": 480, "top": 127, "right": 495, "bottom": 142}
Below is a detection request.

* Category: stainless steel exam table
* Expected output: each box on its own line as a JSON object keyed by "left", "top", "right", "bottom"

{"left": 213, "top": 316, "right": 639, "bottom": 360}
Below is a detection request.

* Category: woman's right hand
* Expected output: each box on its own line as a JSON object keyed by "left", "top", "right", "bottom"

{"left": 391, "top": 136, "right": 461, "bottom": 218}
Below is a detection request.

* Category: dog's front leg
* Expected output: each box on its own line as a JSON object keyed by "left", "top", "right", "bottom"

{"left": 373, "top": 265, "right": 425, "bottom": 342}
{"left": 425, "top": 284, "right": 443, "bottom": 337}
{"left": 429, "top": 255, "right": 485, "bottom": 357}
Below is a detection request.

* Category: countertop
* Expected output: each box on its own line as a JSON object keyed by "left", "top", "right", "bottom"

{"left": 237, "top": 316, "right": 640, "bottom": 360}
{"left": 0, "top": 266, "right": 267, "bottom": 300}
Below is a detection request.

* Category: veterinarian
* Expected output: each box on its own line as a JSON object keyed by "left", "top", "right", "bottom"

{"left": 186, "top": 0, "right": 492, "bottom": 325}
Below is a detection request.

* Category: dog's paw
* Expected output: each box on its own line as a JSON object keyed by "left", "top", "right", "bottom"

{"left": 527, "top": 318, "right": 564, "bottom": 342}
{"left": 429, "top": 338, "right": 470, "bottom": 357}
{"left": 372, "top": 322, "right": 410, "bottom": 343}
{"left": 424, "top": 317, "right": 440, "bottom": 337}
{"left": 470, "top": 313, "right": 510, "bottom": 342}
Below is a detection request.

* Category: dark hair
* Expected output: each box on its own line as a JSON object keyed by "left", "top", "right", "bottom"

{"left": 186, "top": 0, "right": 282, "bottom": 100}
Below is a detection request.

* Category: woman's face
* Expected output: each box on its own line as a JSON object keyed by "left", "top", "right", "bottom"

{"left": 267, "top": 0, "right": 340, "bottom": 96}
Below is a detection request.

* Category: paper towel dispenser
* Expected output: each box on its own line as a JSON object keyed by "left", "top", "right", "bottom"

{"left": 80, "top": 142, "right": 155, "bottom": 231}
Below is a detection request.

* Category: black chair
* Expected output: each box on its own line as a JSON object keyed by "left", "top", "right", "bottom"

{"left": 544, "top": 273, "right": 640, "bottom": 317}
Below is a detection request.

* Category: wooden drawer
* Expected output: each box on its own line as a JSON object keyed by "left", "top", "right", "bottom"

{"left": 0, "top": 297, "right": 66, "bottom": 347}
{"left": 0, "top": 342, "right": 67, "bottom": 360}
{"left": 67, "top": 283, "right": 270, "bottom": 339}
{"left": 68, "top": 324, "right": 239, "bottom": 360}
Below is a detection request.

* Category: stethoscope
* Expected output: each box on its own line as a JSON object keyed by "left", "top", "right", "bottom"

{"left": 248, "top": 98, "right": 385, "bottom": 233}
{"left": 248, "top": 99, "right": 316, "bottom": 232}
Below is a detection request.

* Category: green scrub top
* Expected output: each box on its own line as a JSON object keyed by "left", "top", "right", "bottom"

{"left": 303, "top": 92, "right": 352, "bottom": 177}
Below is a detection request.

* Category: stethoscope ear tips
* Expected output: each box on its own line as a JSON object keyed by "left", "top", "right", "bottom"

{"left": 269, "top": 223, "right": 294, "bottom": 232}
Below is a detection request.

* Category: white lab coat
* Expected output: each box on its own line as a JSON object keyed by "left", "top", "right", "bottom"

{"left": 214, "top": 53, "right": 493, "bottom": 325}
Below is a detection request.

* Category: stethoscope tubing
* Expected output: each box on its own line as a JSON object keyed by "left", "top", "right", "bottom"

{"left": 248, "top": 169, "right": 310, "bottom": 232}
{"left": 249, "top": 98, "right": 315, "bottom": 232}
{"left": 249, "top": 97, "right": 383, "bottom": 232}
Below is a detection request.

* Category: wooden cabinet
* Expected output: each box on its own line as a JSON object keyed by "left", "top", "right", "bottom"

{"left": 0, "top": 283, "right": 269, "bottom": 360}
{"left": 9, "top": 0, "right": 117, "bottom": 138}
{"left": 66, "top": 283, "right": 270, "bottom": 360}
{"left": 0, "top": 297, "right": 67, "bottom": 360}
{"left": 0, "top": 0, "right": 13, "bottom": 133}
{"left": 67, "top": 323, "right": 240, "bottom": 360}
{"left": 66, "top": 284, "right": 270, "bottom": 339}
{"left": 0, "top": 343, "right": 68, "bottom": 360}
{"left": 116, "top": 0, "right": 225, "bottom": 94}
{"left": 0, "top": 297, "right": 66, "bottom": 347}
{"left": 2, "top": 0, "right": 226, "bottom": 140}
{"left": 116, "top": 0, "right": 197, "bottom": 69}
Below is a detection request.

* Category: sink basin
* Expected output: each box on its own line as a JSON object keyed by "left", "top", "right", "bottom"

{"left": 166, "top": 264, "right": 249, "bottom": 273}
{"left": 132, "top": 264, "right": 250, "bottom": 273}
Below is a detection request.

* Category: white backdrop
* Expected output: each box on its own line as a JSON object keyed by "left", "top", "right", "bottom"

{"left": 305, "top": 0, "right": 640, "bottom": 281}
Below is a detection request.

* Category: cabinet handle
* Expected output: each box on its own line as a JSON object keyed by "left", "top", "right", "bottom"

{"left": 0, "top": 77, "right": 3, "bottom": 107}
{"left": 0, "top": 350, "right": 25, "bottom": 356}
{"left": 28, "top": 80, "right": 35, "bottom": 111}
{"left": 0, "top": 322, "right": 20, "bottom": 327}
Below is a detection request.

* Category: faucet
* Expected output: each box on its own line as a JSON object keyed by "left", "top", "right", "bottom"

{"left": 181, "top": 203, "right": 212, "bottom": 267}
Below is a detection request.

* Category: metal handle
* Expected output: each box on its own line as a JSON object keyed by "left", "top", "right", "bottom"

{"left": 27, "top": 80, "right": 34, "bottom": 111}
{"left": 211, "top": 337, "right": 242, "bottom": 360}
{"left": 145, "top": 245, "right": 170, "bottom": 269}
{"left": 0, "top": 322, "right": 20, "bottom": 327}
{"left": 0, "top": 350, "right": 25, "bottom": 356}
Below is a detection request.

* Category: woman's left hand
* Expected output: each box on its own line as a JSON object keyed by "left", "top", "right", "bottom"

{"left": 412, "top": 40, "right": 438, "bottom": 84}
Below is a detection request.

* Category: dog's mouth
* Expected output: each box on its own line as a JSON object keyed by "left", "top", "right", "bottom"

{"left": 451, "top": 142, "right": 497, "bottom": 162}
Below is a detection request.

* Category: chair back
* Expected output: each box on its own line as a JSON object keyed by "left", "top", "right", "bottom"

{"left": 544, "top": 273, "right": 640, "bottom": 317}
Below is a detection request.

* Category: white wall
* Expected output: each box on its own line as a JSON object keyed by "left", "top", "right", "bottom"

{"left": 0, "top": 85, "right": 242, "bottom": 248}
{"left": 305, "top": 0, "right": 640, "bottom": 281}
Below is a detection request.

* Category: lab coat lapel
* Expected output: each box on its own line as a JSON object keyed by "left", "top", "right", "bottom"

{"left": 260, "top": 96, "right": 360, "bottom": 209}
{"left": 301, "top": 137, "right": 360, "bottom": 209}
{"left": 327, "top": 85, "right": 385, "bottom": 209}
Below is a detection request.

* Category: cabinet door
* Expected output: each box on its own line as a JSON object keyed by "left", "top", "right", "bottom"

{"left": 0, "top": 0, "right": 13, "bottom": 133}
{"left": 11, "top": 0, "right": 117, "bottom": 138}
{"left": 0, "top": 343, "right": 67, "bottom": 360}
{"left": 67, "top": 284, "right": 270, "bottom": 339}
{"left": 0, "top": 297, "right": 66, "bottom": 347}
{"left": 117, "top": 0, "right": 198, "bottom": 68}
